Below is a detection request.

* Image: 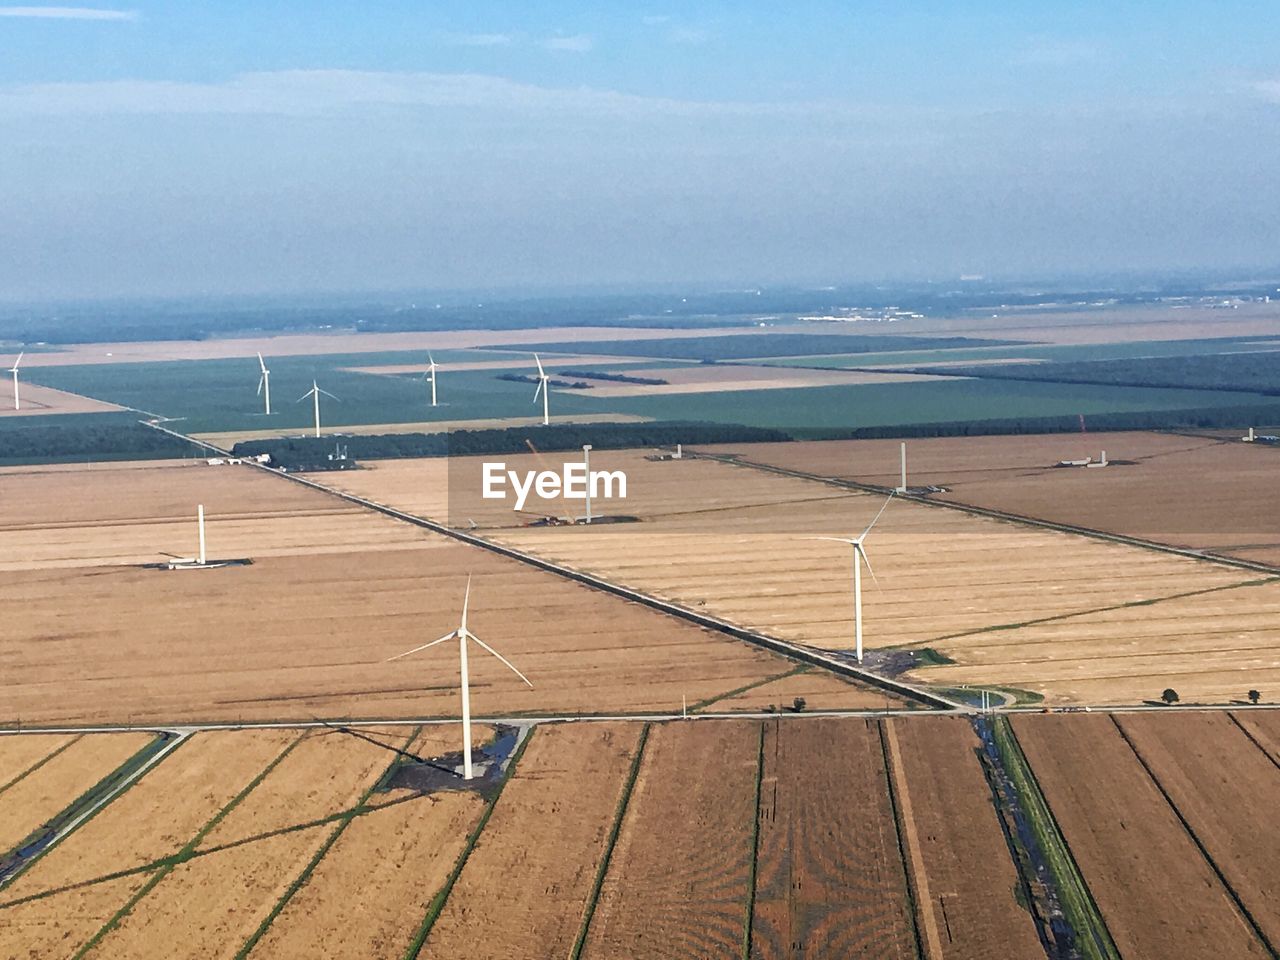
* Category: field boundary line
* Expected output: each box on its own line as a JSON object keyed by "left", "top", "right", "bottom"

{"left": 232, "top": 725, "right": 424, "bottom": 959}
{"left": 142, "top": 421, "right": 959, "bottom": 711}
{"left": 1226, "top": 713, "right": 1280, "bottom": 772}
{"left": 696, "top": 451, "right": 1280, "bottom": 577}
{"left": 1111, "top": 715, "right": 1280, "bottom": 959}
{"left": 881, "top": 718, "right": 943, "bottom": 960}
{"left": 996, "top": 718, "right": 1120, "bottom": 960}
{"left": 741, "top": 721, "right": 765, "bottom": 960}
{"left": 403, "top": 725, "right": 537, "bottom": 960}
{"left": 570, "top": 722, "right": 652, "bottom": 960}
{"left": 0, "top": 732, "right": 173, "bottom": 890}
{"left": 69, "top": 731, "right": 306, "bottom": 960}
{"left": 0, "top": 734, "right": 82, "bottom": 798}
{"left": 878, "top": 719, "right": 934, "bottom": 960}
{"left": 691, "top": 665, "right": 811, "bottom": 714}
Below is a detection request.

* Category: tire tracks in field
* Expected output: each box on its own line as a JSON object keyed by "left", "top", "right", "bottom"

{"left": 1111, "top": 715, "right": 1279, "bottom": 960}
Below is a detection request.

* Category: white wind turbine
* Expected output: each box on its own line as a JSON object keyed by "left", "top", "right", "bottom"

{"left": 384, "top": 576, "right": 532, "bottom": 780}
{"left": 424, "top": 353, "right": 438, "bottom": 407}
{"left": 8, "top": 352, "right": 23, "bottom": 410}
{"left": 297, "top": 379, "right": 339, "bottom": 438}
{"left": 256, "top": 353, "right": 272, "bottom": 415}
{"left": 532, "top": 354, "right": 550, "bottom": 425}
{"left": 810, "top": 494, "right": 893, "bottom": 663}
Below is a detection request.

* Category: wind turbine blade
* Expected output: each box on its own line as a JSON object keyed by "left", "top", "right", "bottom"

{"left": 428, "top": 351, "right": 435, "bottom": 367}
{"left": 384, "top": 631, "right": 455, "bottom": 662}
{"left": 257, "top": 376, "right": 265, "bottom": 396}
{"left": 459, "top": 575, "right": 472, "bottom": 633}
{"left": 858, "top": 493, "right": 894, "bottom": 541}
{"left": 533, "top": 379, "right": 544, "bottom": 401}
{"left": 296, "top": 387, "right": 315, "bottom": 403}
{"left": 257, "top": 352, "right": 267, "bottom": 373}
{"left": 534, "top": 353, "right": 545, "bottom": 377}
{"left": 318, "top": 388, "right": 340, "bottom": 401}
{"left": 466, "top": 631, "right": 534, "bottom": 688}
{"left": 13, "top": 352, "right": 23, "bottom": 370}
{"left": 857, "top": 543, "right": 880, "bottom": 586}
{"left": 805, "top": 536, "right": 859, "bottom": 544}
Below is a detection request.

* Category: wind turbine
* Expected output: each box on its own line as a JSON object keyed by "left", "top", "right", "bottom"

{"left": 384, "top": 576, "right": 532, "bottom": 780}
{"left": 256, "top": 353, "right": 272, "bottom": 415}
{"left": 810, "top": 494, "right": 893, "bottom": 663}
{"left": 8, "top": 352, "right": 22, "bottom": 410}
{"left": 424, "top": 353, "right": 438, "bottom": 407}
{"left": 298, "top": 380, "right": 339, "bottom": 438}
{"left": 532, "top": 354, "right": 550, "bottom": 425}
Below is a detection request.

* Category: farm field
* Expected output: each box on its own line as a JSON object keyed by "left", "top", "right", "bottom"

{"left": 0, "top": 382, "right": 123, "bottom": 417}
{"left": 705, "top": 431, "right": 1280, "bottom": 566}
{"left": 1012, "top": 713, "right": 1272, "bottom": 958}
{"left": 884, "top": 717, "right": 1044, "bottom": 958}
{"left": 752, "top": 717, "right": 917, "bottom": 959}
{"left": 312, "top": 449, "right": 1276, "bottom": 704}
{"left": 579, "top": 721, "right": 758, "bottom": 959}
{"left": 0, "top": 732, "right": 154, "bottom": 855}
{"left": 0, "top": 459, "right": 902, "bottom": 726}
{"left": 422, "top": 722, "right": 643, "bottom": 959}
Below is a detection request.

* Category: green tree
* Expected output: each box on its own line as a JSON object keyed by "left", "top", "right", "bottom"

{"left": 1248, "top": 689, "right": 1262, "bottom": 705}
{"left": 1161, "top": 688, "right": 1180, "bottom": 705}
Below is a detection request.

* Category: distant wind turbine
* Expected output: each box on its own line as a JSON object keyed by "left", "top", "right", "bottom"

{"left": 7, "top": 352, "right": 22, "bottom": 410}
{"left": 256, "top": 353, "right": 272, "bottom": 415}
{"left": 532, "top": 354, "right": 550, "bottom": 425}
{"left": 424, "top": 353, "right": 438, "bottom": 407}
{"left": 384, "top": 576, "right": 533, "bottom": 780}
{"left": 810, "top": 494, "right": 893, "bottom": 663}
{"left": 297, "top": 380, "right": 339, "bottom": 438}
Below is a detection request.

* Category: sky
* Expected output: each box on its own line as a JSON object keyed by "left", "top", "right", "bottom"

{"left": 1, "top": 2, "right": 1279, "bottom": 301}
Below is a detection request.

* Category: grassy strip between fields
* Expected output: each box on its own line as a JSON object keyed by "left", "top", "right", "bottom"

{"left": 690, "top": 665, "right": 811, "bottom": 714}
{"left": 0, "top": 735, "right": 83, "bottom": 798}
{"left": 1111, "top": 716, "right": 1280, "bottom": 959}
{"left": 70, "top": 733, "right": 306, "bottom": 960}
{"left": 402, "top": 725, "right": 537, "bottom": 960}
{"left": 992, "top": 717, "right": 1120, "bottom": 960}
{"left": 0, "top": 733, "right": 170, "bottom": 888}
{"left": 232, "top": 726, "right": 424, "bottom": 960}
{"left": 876, "top": 720, "right": 926, "bottom": 960}
{"left": 570, "top": 722, "right": 652, "bottom": 960}
{"left": 741, "top": 721, "right": 766, "bottom": 960}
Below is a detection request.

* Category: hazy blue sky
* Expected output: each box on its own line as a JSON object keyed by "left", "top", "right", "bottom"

{"left": 1, "top": 2, "right": 1279, "bottom": 300}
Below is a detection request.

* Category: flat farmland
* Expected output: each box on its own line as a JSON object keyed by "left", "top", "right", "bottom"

{"left": 0, "top": 382, "right": 123, "bottom": 417}
{"left": 580, "top": 721, "right": 758, "bottom": 959}
{"left": 423, "top": 723, "right": 643, "bottom": 959}
{"left": 752, "top": 717, "right": 917, "bottom": 959}
{"left": 0, "top": 732, "right": 154, "bottom": 856}
{"left": 1012, "top": 714, "right": 1271, "bottom": 958}
{"left": 704, "top": 432, "right": 1280, "bottom": 566}
{"left": 884, "top": 718, "right": 1043, "bottom": 959}
{"left": 0, "top": 733, "right": 75, "bottom": 786}
{"left": 577, "top": 364, "right": 949, "bottom": 397}
{"left": 0, "top": 459, "right": 882, "bottom": 725}
{"left": 307, "top": 449, "right": 1276, "bottom": 704}
{"left": 1114, "top": 712, "right": 1280, "bottom": 949}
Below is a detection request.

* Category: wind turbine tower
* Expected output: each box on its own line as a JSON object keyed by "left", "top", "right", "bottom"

{"left": 426, "top": 353, "right": 438, "bottom": 407}
{"left": 532, "top": 354, "right": 550, "bottom": 426}
{"left": 7, "top": 352, "right": 22, "bottom": 410}
{"left": 298, "top": 380, "right": 339, "bottom": 438}
{"left": 197, "top": 504, "right": 207, "bottom": 565}
{"left": 385, "top": 576, "right": 533, "bottom": 780}
{"left": 256, "top": 353, "right": 272, "bottom": 415}
{"left": 811, "top": 494, "right": 893, "bottom": 663}
{"left": 896, "top": 442, "right": 908, "bottom": 494}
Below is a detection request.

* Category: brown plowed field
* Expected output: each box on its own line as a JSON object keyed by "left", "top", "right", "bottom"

{"left": 0, "top": 874, "right": 149, "bottom": 960}
{"left": 580, "top": 720, "right": 758, "bottom": 958}
{"left": 751, "top": 717, "right": 917, "bottom": 959}
{"left": 0, "top": 734, "right": 75, "bottom": 787}
{"left": 706, "top": 669, "right": 906, "bottom": 713}
{"left": 886, "top": 717, "right": 1042, "bottom": 958}
{"left": 1233, "top": 710, "right": 1280, "bottom": 765}
{"left": 314, "top": 449, "right": 1271, "bottom": 705}
{"left": 704, "top": 432, "right": 1280, "bottom": 566}
{"left": 0, "top": 732, "right": 153, "bottom": 854}
{"left": 1012, "top": 714, "right": 1269, "bottom": 957}
{"left": 1, "top": 460, "right": 861, "bottom": 725}
{"left": 424, "top": 723, "right": 643, "bottom": 959}
{"left": 245, "top": 792, "right": 484, "bottom": 959}
{"left": 1115, "top": 712, "right": 1280, "bottom": 949}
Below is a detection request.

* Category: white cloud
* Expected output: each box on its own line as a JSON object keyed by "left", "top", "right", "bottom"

{"left": 438, "top": 31, "right": 512, "bottom": 47}
{"left": 0, "top": 5, "right": 136, "bottom": 19}
{"left": 668, "top": 26, "right": 711, "bottom": 46}
{"left": 544, "top": 33, "right": 592, "bottom": 53}
{"left": 1252, "top": 79, "right": 1280, "bottom": 103}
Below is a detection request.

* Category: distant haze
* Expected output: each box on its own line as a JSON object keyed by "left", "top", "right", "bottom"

{"left": 1, "top": 3, "right": 1279, "bottom": 300}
